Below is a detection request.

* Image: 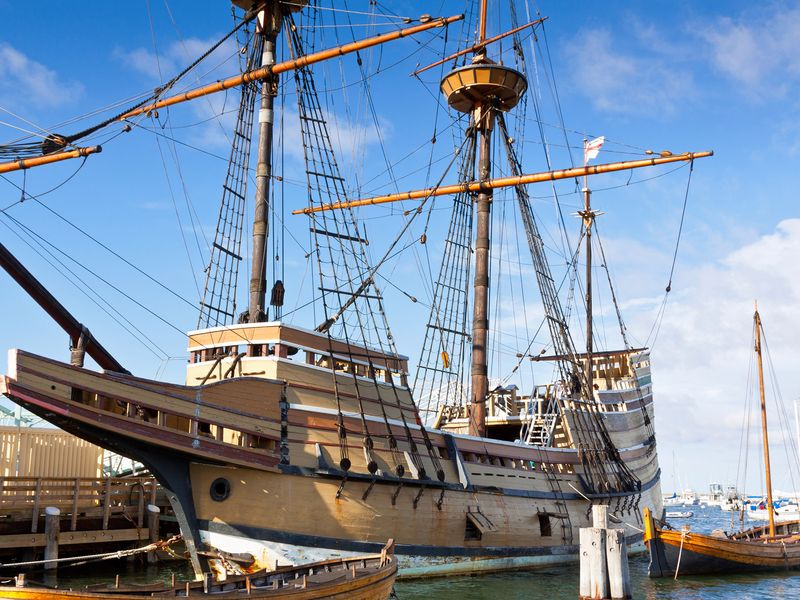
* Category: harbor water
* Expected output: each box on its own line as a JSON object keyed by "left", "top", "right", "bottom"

{"left": 9, "top": 506, "right": 800, "bottom": 599}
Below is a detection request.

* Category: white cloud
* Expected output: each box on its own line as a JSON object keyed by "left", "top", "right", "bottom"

{"left": 564, "top": 29, "right": 694, "bottom": 116}
{"left": 698, "top": 6, "right": 800, "bottom": 96}
{"left": 0, "top": 43, "right": 83, "bottom": 109}
{"left": 115, "top": 37, "right": 243, "bottom": 149}
{"left": 627, "top": 219, "right": 800, "bottom": 490}
{"left": 114, "top": 37, "right": 240, "bottom": 83}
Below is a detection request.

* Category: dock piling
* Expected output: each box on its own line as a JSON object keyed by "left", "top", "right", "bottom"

{"left": 579, "top": 505, "right": 632, "bottom": 600}
{"left": 44, "top": 506, "right": 60, "bottom": 571}
{"left": 147, "top": 504, "right": 160, "bottom": 564}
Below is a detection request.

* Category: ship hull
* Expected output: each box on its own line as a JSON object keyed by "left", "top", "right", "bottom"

{"left": 2, "top": 349, "right": 661, "bottom": 577}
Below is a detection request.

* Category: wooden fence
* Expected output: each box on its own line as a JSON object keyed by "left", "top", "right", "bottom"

{"left": 0, "top": 426, "right": 103, "bottom": 478}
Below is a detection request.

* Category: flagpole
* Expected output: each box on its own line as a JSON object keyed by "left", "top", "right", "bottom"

{"left": 582, "top": 139, "right": 594, "bottom": 399}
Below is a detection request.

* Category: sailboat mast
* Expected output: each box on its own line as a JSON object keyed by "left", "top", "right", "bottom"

{"left": 248, "top": 5, "right": 281, "bottom": 323}
{"left": 468, "top": 1, "right": 492, "bottom": 438}
{"left": 754, "top": 304, "right": 776, "bottom": 538}
{"left": 582, "top": 153, "right": 594, "bottom": 397}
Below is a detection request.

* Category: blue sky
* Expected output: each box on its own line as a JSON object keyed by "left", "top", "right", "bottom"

{"left": 1, "top": 1, "right": 799, "bottom": 494}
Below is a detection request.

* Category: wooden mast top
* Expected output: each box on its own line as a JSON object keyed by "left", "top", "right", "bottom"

{"left": 478, "top": 0, "right": 488, "bottom": 42}
{"left": 754, "top": 302, "right": 776, "bottom": 538}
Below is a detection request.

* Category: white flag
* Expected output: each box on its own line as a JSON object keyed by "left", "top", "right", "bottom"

{"left": 584, "top": 136, "right": 605, "bottom": 164}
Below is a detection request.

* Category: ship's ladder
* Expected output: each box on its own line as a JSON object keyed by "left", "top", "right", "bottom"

{"left": 520, "top": 383, "right": 562, "bottom": 447}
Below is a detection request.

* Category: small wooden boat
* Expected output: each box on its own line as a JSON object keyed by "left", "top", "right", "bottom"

{"left": 644, "top": 507, "right": 800, "bottom": 577}
{"left": 665, "top": 511, "right": 693, "bottom": 519}
{"left": 645, "top": 306, "right": 800, "bottom": 577}
{"left": 0, "top": 544, "right": 397, "bottom": 599}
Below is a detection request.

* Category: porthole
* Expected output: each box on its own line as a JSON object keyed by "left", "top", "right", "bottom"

{"left": 210, "top": 478, "right": 231, "bottom": 502}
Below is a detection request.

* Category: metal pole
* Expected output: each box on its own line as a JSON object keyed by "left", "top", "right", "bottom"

{"left": 248, "top": 8, "right": 280, "bottom": 323}
{"left": 469, "top": 110, "right": 492, "bottom": 438}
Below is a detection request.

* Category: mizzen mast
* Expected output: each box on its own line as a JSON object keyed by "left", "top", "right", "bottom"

{"left": 440, "top": 2, "right": 527, "bottom": 437}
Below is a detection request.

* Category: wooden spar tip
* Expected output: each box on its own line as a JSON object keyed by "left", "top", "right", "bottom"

{"left": 118, "top": 13, "right": 465, "bottom": 121}
{"left": 0, "top": 145, "right": 102, "bottom": 175}
{"left": 293, "top": 149, "right": 714, "bottom": 215}
{"left": 412, "top": 17, "right": 548, "bottom": 76}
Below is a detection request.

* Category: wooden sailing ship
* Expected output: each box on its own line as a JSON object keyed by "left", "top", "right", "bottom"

{"left": 644, "top": 306, "right": 800, "bottom": 577}
{"left": 1, "top": 0, "right": 712, "bottom": 579}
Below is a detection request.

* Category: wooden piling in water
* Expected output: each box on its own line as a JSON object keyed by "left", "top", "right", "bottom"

{"left": 147, "top": 504, "right": 160, "bottom": 564}
{"left": 606, "top": 528, "right": 631, "bottom": 600}
{"left": 44, "top": 506, "right": 60, "bottom": 571}
{"left": 578, "top": 505, "right": 632, "bottom": 600}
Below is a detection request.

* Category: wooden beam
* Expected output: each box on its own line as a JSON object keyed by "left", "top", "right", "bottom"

{"left": 0, "top": 145, "right": 101, "bottom": 175}
{"left": 412, "top": 17, "right": 547, "bottom": 76}
{"left": 293, "top": 151, "right": 714, "bottom": 214}
{"left": 119, "top": 14, "right": 465, "bottom": 120}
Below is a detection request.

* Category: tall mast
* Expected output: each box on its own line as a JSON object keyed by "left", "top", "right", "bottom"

{"left": 248, "top": 4, "right": 281, "bottom": 323}
{"left": 467, "top": 0, "right": 492, "bottom": 438}
{"left": 582, "top": 145, "right": 594, "bottom": 398}
{"left": 754, "top": 303, "right": 776, "bottom": 538}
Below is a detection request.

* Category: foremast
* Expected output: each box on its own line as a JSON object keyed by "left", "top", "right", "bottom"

{"left": 247, "top": 5, "right": 281, "bottom": 323}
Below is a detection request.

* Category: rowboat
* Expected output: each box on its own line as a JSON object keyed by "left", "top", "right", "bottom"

{"left": 1, "top": 545, "right": 397, "bottom": 599}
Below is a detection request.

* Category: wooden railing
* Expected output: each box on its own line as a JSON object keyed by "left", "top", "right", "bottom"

{"left": 0, "top": 476, "right": 158, "bottom": 533}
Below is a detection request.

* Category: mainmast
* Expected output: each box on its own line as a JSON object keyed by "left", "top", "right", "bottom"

{"left": 470, "top": 3, "right": 492, "bottom": 439}
{"left": 440, "top": 3, "right": 528, "bottom": 437}
{"left": 754, "top": 303, "right": 776, "bottom": 538}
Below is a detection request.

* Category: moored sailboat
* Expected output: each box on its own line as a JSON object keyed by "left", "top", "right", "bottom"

{"left": 1, "top": 0, "right": 711, "bottom": 579}
{"left": 645, "top": 306, "right": 800, "bottom": 577}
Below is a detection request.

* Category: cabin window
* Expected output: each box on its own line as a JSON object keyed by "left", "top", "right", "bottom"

{"left": 538, "top": 514, "right": 552, "bottom": 537}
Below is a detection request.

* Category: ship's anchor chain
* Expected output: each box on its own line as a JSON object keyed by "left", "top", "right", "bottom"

{"left": 362, "top": 476, "right": 376, "bottom": 502}
{"left": 633, "top": 495, "right": 643, "bottom": 524}
{"left": 391, "top": 481, "right": 404, "bottom": 506}
{"left": 436, "top": 488, "right": 446, "bottom": 511}
{"left": 335, "top": 472, "right": 348, "bottom": 500}
{"left": 412, "top": 485, "right": 425, "bottom": 509}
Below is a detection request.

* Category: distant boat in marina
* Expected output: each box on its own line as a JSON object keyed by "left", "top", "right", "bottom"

{"left": 645, "top": 306, "right": 800, "bottom": 577}
{"left": 747, "top": 500, "right": 800, "bottom": 522}
{"left": 665, "top": 511, "right": 693, "bottom": 519}
{"left": 662, "top": 489, "right": 698, "bottom": 507}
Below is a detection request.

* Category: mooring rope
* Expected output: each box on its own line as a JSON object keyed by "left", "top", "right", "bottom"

{"left": 0, "top": 535, "right": 181, "bottom": 569}
{"left": 674, "top": 530, "right": 687, "bottom": 580}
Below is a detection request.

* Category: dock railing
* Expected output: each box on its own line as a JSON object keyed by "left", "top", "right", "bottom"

{"left": 0, "top": 476, "right": 159, "bottom": 533}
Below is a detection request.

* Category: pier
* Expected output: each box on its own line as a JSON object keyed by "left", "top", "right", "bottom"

{"left": 0, "top": 476, "right": 173, "bottom": 568}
